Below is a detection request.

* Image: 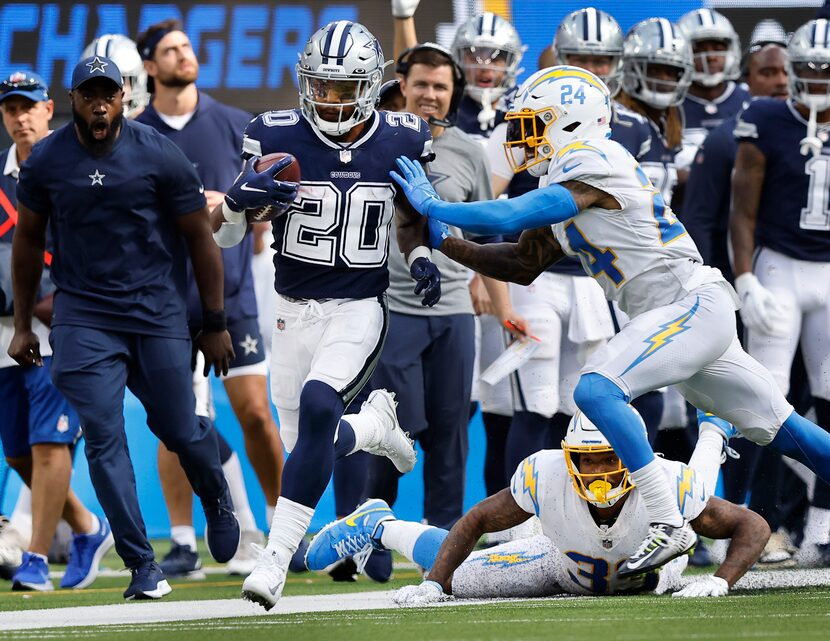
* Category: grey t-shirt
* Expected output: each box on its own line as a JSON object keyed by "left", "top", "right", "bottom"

{"left": 387, "top": 126, "right": 493, "bottom": 316}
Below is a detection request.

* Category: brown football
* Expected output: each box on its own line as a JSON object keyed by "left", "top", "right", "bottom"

{"left": 245, "top": 152, "right": 301, "bottom": 223}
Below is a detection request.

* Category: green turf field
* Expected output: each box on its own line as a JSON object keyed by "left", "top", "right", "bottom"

{"left": 1, "top": 544, "right": 828, "bottom": 641}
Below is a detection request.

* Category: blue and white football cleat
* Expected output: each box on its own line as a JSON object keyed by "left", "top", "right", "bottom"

{"left": 697, "top": 410, "right": 740, "bottom": 462}
{"left": 61, "top": 517, "right": 115, "bottom": 589}
{"left": 305, "top": 499, "right": 395, "bottom": 573}
{"left": 123, "top": 561, "right": 172, "bottom": 600}
{"left": 12, "top": 552, "right": 53, "bottom": 591}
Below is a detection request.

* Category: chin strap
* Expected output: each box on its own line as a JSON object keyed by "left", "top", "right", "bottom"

{"left": 800, "top": 104, "right": 823, "bottom": 157}
{"left": 477, "top": 88, "right": 497, "bottom": 131}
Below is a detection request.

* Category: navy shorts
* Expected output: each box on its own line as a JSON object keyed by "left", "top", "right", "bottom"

{"left": 0, "top": 357, "right": 81, "bottom": 457}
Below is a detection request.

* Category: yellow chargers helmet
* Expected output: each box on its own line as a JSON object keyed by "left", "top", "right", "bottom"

{"left": 503, "top": 65, "right": 612, "bottom": 177}
{"left": 562, "top": 409, "right": 641, "bottom": 508}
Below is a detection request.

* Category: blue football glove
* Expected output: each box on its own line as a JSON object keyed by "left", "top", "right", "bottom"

{"left": 389, "top": 156, "right": 441, "bottom": 216}
{"left": 225, "top": 156, "right": 299, "bottom": 213}
{"left": 427, "top": 217, "right": 451, "bottom": 250}
{"left": 410, "top": 257, "right": 441, "bottom": 307}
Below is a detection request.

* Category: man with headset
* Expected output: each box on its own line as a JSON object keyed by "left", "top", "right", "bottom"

{"left": 360, "top": 43, "right": 494, "bottom": 580}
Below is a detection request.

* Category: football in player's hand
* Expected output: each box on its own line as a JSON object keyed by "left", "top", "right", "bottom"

{"left": 245, "top": 152, "right": 301, "bottom": 223}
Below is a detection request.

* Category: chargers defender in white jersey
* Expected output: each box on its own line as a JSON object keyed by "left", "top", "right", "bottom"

{"left": 209, "top": 20, "right": 441, "bottom": 610}
{"left": 303, "top": 411, "right": 768, "bottom": 601}
{"left": 390, "top": 65, "right": 830, "bottom": 578}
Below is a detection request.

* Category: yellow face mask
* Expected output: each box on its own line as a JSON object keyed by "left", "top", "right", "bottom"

{"left": 502, "top": 107, "right": 558, "bottom": 174}
{"left": 562, "top": 443, "right": 635, "bottom": 508}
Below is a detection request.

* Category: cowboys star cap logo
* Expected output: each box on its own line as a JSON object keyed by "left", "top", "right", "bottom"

{"left": 86, "top": 56, "right": 109, "bottom": 74}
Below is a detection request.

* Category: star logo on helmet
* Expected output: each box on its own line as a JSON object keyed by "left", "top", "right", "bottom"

{"left": 86, "top": 56, "right": 109, "bottom": 74}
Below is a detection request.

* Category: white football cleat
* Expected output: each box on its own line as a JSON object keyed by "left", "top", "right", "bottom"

{"left": 227, "top": 529, "right": 266, "bottom": 576}
{"left": 362, "top": 389, "right": 417, "bottom": 473}
{"left": 241, "top": 544, "right": 287, "bottom": 611}
{"left": 618, "top": 522, "right": 697, "bottom": 578}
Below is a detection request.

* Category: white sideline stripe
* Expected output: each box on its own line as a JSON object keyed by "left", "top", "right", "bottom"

{"left": 4, "top": 568, "right": 830, "bottom": 632}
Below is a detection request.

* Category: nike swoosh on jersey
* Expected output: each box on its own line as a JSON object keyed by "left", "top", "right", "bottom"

{"left": 240, "top": 183, "right": 267, "bottom": 193}
{"left": 345, "top": 507, "right": 389, "bottom": 526}
{"left": 562, "top": 162, "right": 582, "bottom": 173}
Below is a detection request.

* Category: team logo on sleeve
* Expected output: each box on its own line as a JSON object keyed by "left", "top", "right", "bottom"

{"left": 522, "top": 456, "right": 540, "bottom": 516}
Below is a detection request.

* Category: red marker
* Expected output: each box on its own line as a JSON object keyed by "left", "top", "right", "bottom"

{"left": 503, "top": 319, "right": 540, "bottom": 342}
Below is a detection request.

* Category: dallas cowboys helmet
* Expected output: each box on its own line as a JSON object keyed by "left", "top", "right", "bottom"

{"left": 553, "top": 8, "right": 624, "bottom": 95}
{"left": 677, "top": 9, "right": 741, "bottom": 87}
{"left": 788, "top": 19, "right": 830, "bottom": 112}
{"left": 451, "top": 12, "right": 524, "bottom": 104}
{"left": 504, "top": 66, "right": 612, "bottom": 177}
{"left": 622, "top": 18, "right": 694, "bottom": 109}
{"left": 296, "top": 21, "right": 387, "bottom": 136}
{"left": 562, "top": 410, "right": 640, "bottom": 509}
{"left": 82, "top": 34, "right": 148, "bottom": 118}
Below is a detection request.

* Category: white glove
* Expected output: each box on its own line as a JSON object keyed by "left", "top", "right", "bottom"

{"left": 654, "top": 554, "right": 688, "bottom": 595}
{"left": 734, "top": 273, "right": 788, "bottom": 336}
{"left": 672, "top": 575, "right": 729, "bottom": 598}
{"left": 392, "top": 580, "right": 451, "bottom": 607}
{"left": 391, "top": 0, "right": 420, "bottom": 19}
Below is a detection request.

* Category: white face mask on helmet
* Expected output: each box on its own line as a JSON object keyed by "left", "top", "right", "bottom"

{"left": 82, "top": 34, "right": 149, "bottom": 118}
{"left": 503, "top": 65, "right": 612, "bottom": 178}
{"left": 451, "top": 12, "right": 525, "bottom": 106}
{"left": 677, "top": 9, "right": 741, "bottom": 87}
{"left": 788, "top": 19, "right": 830, "bottom": 113}
{"left": 621, "top": 18, "right": 694, "bottom": 110}
{"left": 296, "top": 21, "right": 387, "bottom": 136}
{"left": 562, "top": 410, "right": 643, "bottom": 509}
{"left": 553, "top": 7, "right": 624, "bottom": 96}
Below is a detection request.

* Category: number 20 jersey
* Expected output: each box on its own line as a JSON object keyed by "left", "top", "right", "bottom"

{"left": 544, "top": 138, "right": 726, "bottom": 318}
{"left": 242, "top": 109, "right": 433, "bottom": 299}
{"left": 735, "top": 98, "right": 830, "bottom": 262}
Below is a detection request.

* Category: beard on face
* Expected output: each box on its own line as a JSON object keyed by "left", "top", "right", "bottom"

{"left": 155, "top": 67, "right": 198, "bottom": 88}
{"left": 72, "top": 105, "right": 124, "bottom": 156}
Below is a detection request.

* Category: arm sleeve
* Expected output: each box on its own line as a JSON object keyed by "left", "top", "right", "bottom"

{"left": 157, "top": 139, "right": 208, "bottom": 216}
{"left": 428, "top": 182, "right": 578, "bottom": 234}
{"left": 682, "top": 129, "right": 733, "bottom": 264}
{"left": 16, "top": 152, "right": 52, "bottom": 216}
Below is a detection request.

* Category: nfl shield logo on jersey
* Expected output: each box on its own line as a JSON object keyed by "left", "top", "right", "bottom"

{"left": 276, "top": 318, "right": 286, "bottom": 332}
{"left": 57, "top": 414, "right": 69, "bottom": 433}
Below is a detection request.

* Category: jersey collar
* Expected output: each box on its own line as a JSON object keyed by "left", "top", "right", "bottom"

{"left": 684, "top": 81, "right": 737, "bottom": 108}
{"left": 785, "top": 98, "right": 830, "bottom": 130}
{"left": 3, "top": 144, "right": 19, "bottom": 179}
{"left": 303, "top": 110, "right": 380, "bottom": 150}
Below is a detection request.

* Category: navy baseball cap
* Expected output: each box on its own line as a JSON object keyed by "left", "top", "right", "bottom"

{"left": 71, "top": 56, "right": 124, "bottom": 91}
{"left": 0, "top": 71, "right": 49, "bottom": 104}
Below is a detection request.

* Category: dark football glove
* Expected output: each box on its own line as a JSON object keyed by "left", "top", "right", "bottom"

{"left": 410, "top": 256, "right": 441, "bottom": 307}
{"left": 225, "top": 156, "right": 299, "bottom": 213}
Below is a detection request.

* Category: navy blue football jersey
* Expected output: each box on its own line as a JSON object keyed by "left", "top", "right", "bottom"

{"left": 456, "top": 95, "right": 505, "bottom": 141}
{"left": 682, "top": 114, "right": 738, "bottom": 280}
{"left": 638, "top": 117, "right": 682, "bottom": 208}
{"left": 242, "top": 109, "right": 433, "bottom": 299}
{"left": 16, "top": 120, "right": 206, "bottom": 338}
{"left": 611, "top": 103, "right": 652, "bottom": 160}
{"left": 680, "top": 82, "right": 750, "bottom": 169}
{"left": 137, "top": 92, "right": 258, "bottom": 324}
{"left": 735, "top": 98, "right": 830, "bottom": 262}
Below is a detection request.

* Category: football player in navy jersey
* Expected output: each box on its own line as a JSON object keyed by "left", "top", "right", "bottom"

{"left": 676, "top": 9, "right": 750, "bottom": 176}
{"left": 209, "top": 21, "right": 440, "bottom": 609}
{"left": 9, "top": 57, "right": 239, "bottom": 600}
{"left": 391, "top": 1, "right": 524, "bottom": 140}
{"left": 731, "top": 19, "right": 830, "bottom": 567}
{"left": 682, "top": 39, "right": 789, "bottom": 547}
{"left": 618, "top": 18, "right": 694, "bottom": 208}
{"left": 134, "top": 19, "right": 284, "bottom": 578}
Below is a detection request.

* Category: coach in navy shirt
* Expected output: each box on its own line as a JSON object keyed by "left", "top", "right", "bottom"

{"left": 8, "top": 56, "right": 239, "bottom": 600}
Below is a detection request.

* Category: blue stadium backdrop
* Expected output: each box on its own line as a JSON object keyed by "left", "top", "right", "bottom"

{"left": 0, "top": 0, "right": 822, "bottom": 533}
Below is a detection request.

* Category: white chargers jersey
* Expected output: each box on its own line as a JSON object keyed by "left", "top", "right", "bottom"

{"left": 510, "top": 449, "right": 708, "bottom": 595}
{"left": 545, "top": 138, "right": 727, "bottom": 318}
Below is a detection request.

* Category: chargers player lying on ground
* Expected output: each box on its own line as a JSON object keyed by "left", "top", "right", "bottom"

{"left": 306, "top": 411, "right": 768, "bottom": 600}
{"left": 389, "top": 65, "right": 830, "bottom": 578}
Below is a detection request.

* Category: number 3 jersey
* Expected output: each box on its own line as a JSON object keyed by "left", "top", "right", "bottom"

{"left": 510, "top": 450, "right": 708, "bottom": 595}
{"left": 735, "top": 98, "right": 830, "bottom": 262}
{"left": 242, "top": 109, "right": 433, "bottom": 299}
{"left": 544, "top": 137, "right": 728, "bottom": 318}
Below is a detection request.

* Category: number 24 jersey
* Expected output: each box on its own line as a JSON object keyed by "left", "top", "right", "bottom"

{"left": 242, "top": 109, "right": 433, "bottom": 300}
